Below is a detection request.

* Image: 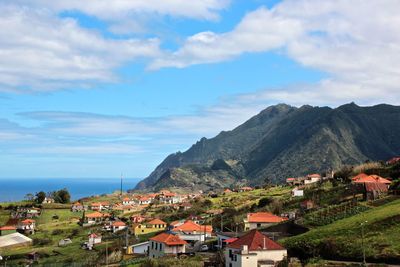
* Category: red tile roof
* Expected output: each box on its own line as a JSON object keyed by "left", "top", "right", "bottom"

{"left": 0, "top": 226, "right": 16, "bottom": 230}
{"left": 112, "top": 221, "right": 126, "bottom": 227}
{"left": 21, "top": 219, "right": 35, "bottom": 224}
{"left": 173, "top": 220, "right": 212, "bottom": 233}
{"left": 148, "top": 218, "right": 166, "bottom": 225}
{"left": 86, "top": 211, "right": 108, "bottom": 218}
{"left": 150, "top": 233, "right": 187, "bottom": 246}
{"left": 286, "top": 178, "right": 296, "bottom": 181}
{"left": 353, "top": 174, "right": 391, "bottom": 184}
{"left": 247, "top": 212, "right": 287, "bottom": 223}
{"left": 227, "top": 229, "right": 285, "bottom": 250}
{"left": 307, "top": 174, "right": 321, "bottom": 178}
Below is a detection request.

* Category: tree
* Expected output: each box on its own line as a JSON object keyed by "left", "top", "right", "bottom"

{"left": 53, "top": 189, "right": 71, "bottom": 204}
{"left": 25, "top": 193, "right": 34, "bottom": 202}
{"left": 35, "top": 191, "right": 46, "bottom": 204}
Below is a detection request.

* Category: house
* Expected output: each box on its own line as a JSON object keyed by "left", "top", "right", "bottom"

{"left": 304, "top": 174, "right": 321, "bottom": 185}
{"left": 363, "top": 182, "right": 389, "bottom": 200}
{"left": 131, "top": 215, "right": 145, "bottom": 223}
{"left": 121, "top": 205, "right": 137, "bottom": 214}
{"left": 42, "top": 197, "right": 55, "bottom": 204}
{"left": 126, "top": 241, "right": 149, "bottom": 255}
{"left": 148, "top": 233, "right": 187, "bottom": 258}
{"left": 291, "top": 187, "right": 304, "bottom": 197}
{"left": 187, "top": 215, "right": 205, "bottom": 225}
{"left": 71, "top": 202, "right": 86, "bottom": 212}
{"left": 352, "top": 174, "right": 392, "bottom": 185}
{"left": 224, "top": 188, "right": 233, "bottom": 194}
{"left": 0, "top": 232, "right": 32, "bottom": 249}
{"left": 300, "top": 200, "right": 315, "bottom": 210}
{"left": 111, "top": 221, "right": 127, "bottom": 233}
{"left": 138, "top": 196, "right": 152, "bottom": 205}
{"left": 159, "top": 193, "right": 182, "bottom": 204}
{"left": 244, "top": 212, "right": 288, "bottom": 231}
{"left": 88, "top": 233, "right": 102, "bottom": 245}
{"left": 83, "top": 233, "right": 102, "bottom": 250}
{"left": 17, "top": 219, "right": 35, "bottom": 235}
{"left": 225, "top": 229, "right": 287, "bottom": 267}
{"left": 387, "top": 157, "right": 400, "bottom": 165}
{"left": 171, "top": 220, "right": 213, "bottom": 242}
{"left": 0, "top": 226, "right": 16, "bottom": 236}
{"left": 238, "top": 187, "right": 253, "bottom": 192}
{"left": 122, "top": 197, "right": 136, "bottom": 206}
{"left": 286, "top": 178, "right": 296, "bottom": 186}
{"left": 133, "top": 219, "right": 167, "bottom": 236}
{"left": 90, "top": 202, "right": 110, "bottom": 211}
{"left": 83, "top": 212, "right": 110, "bottom": 225}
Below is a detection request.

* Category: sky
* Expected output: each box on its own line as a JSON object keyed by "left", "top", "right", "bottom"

{"left": 1, "top": 0, "right": 400, "bottom": 178}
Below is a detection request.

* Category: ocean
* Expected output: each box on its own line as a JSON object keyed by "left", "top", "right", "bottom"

{"left": 0, "top": 177, "right": 142, "bottom": 202}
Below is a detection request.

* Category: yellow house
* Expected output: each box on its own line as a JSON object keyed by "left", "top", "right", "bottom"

{"left": 133, "top": 218, "right": 167, "bottom": 236}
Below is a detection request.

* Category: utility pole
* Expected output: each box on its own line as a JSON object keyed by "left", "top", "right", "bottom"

{"left": 361, "top": 221, "right": 368, "bottom": 266}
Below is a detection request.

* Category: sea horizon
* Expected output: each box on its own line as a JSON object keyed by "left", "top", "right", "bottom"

{"left": 0, "top": 177, "right": 142, "bottom": 203}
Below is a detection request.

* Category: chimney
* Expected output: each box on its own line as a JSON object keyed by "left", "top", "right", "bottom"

{"left": 241, "top": 245, "right": 248, "bottom": 254}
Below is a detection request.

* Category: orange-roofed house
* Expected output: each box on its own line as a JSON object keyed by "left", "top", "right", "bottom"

{"left": 171, "top": 220, "right": 213, "bottom": 242}
{"left": 133, "top": 218, "right": 167, "bottom": 236}
{"left": 122, "top": 197, "right": 136, "bottom": 206}
{"left": 83, "top": 212, "right": 110, "bottom": 225}
{"left": 17, "top": 219, "right": 36, "bottom": 235}
{"left": 352, "top": 174, "right": 392, "bottom": 185}
{"left": 139, "top": 196, "right": 152, "bottom": 205}
{"left": 225, "top": 229, "right": 287, "bottom": 267}
{"left": 224, "top": 188, "right": 233, "bottom": 194}
{"left": 244, "top": 212, "right": 288, "bottom": 231}
{"left": 149, "top": 232, "right": 187, "bottom": 258}
{"left": 111, "top": 221, "right": 127, "bottom": 233}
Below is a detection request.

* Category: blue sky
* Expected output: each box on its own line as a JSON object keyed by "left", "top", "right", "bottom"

{"left": 0, "top": 0, "right": 399, "bottom": 178}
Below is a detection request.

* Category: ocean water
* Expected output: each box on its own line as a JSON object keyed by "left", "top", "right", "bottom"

{"left": 0, "top": 177, "right": 142, "bottom": 202}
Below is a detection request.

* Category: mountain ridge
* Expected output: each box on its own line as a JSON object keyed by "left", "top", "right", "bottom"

{"left": 135, "top": 103, "right": 400, "bottom": 191}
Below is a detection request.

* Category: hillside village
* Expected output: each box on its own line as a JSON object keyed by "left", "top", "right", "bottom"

{"left": 1, "top": 159, "right": 400, "bottom": 266}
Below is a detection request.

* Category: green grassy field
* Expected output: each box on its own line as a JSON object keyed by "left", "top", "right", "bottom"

{"left": 282, "top": 198, "right": 400, "bottom": 263}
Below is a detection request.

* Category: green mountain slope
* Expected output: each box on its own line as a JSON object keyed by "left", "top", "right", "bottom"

{"left": 135, "top": 103, "right": 400, "bottom": 191}
{"left": 282, "top": 198, "right": 400, "bottom": 263}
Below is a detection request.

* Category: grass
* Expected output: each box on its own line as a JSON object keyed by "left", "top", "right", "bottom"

{"left": 282, "top": 198, "right": 400, "bottom": 263}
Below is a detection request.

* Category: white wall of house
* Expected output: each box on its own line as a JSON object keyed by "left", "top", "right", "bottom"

{"left": 148, "top": 240, "right": 185, "bottom": 258}
{"left": 246, "top": 222, "right": 274, "bottom": 231}
{"left": 225, "top": 247, "right": 287, "bottom": 267}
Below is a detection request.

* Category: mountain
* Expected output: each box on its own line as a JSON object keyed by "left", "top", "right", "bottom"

{"left": 135, "top": 103, "right": 400, "bottom": 191}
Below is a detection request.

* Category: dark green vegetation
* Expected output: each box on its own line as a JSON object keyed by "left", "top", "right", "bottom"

{"left": 136, "top": 103, "right": 400, "bottom": 191}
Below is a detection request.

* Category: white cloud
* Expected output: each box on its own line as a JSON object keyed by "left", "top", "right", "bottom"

{"left": 16, "top": 0, "right": 230, "bottom": 21}
{"left": 149, "top": 0, "right": 400, "bottom": 105}
{"left": 0, "top": 3, "right": 162, "bottom": 92}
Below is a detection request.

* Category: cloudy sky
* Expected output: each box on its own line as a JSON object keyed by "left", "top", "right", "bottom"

{"left": 1, "top": 0, "right": 399, "bottom": 178}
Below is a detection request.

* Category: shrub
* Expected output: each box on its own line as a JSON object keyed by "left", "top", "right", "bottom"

{"left": 52, "top": 229, "right": 64, "bottom": 236}
{"left": 33, "top": 238, "right": 52, "bottom": 246}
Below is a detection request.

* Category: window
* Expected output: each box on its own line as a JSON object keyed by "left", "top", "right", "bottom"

{"left": 151, "top": 242, "right": 154, "bottom": 249}
{"left": 155, "top": 243, "right": 158, "bottom": 250}
{"left": 159, "top": 244, "right": 162, "bottom": 251}
{"left": 257, "top": 223, "right": 261, "bottom": 227}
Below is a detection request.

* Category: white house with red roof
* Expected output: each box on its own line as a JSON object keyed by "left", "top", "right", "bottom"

{"left": 17, "top": 219, "right": 35, "bottom": 235}
{"left": 170, "top": 220, "right": 213, "bottom": 242}
{"left": 304, "top": 174, "right": 321, "bottom": 185}
{"left": 148, "top": 232, "right": 187, "bottom": 258}
{"left": 244, "top": 212, "right": 288, "bottom": 231}
{"left": 111, "top": 221, "right": 127, "bottom": 233}
{"left": 225, "top": 229, "right": 287, "bottom": 267}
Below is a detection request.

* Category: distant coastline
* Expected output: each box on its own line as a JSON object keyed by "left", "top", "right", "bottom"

{"left": 0, "top": 177, "right": 142, "bottom": 202}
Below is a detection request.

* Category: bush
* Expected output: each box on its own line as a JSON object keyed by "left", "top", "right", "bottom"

{"left": 33, "top": 238, "right": 52, "bottom": 246}
{"left": 52, "top": 229, "right": 64, "bottom": 236}
{"left": 258, "top": 197, "right": 273, "bottom": 208}
{"left": 69, "top": 228, "right": 80, "bottom": 238}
